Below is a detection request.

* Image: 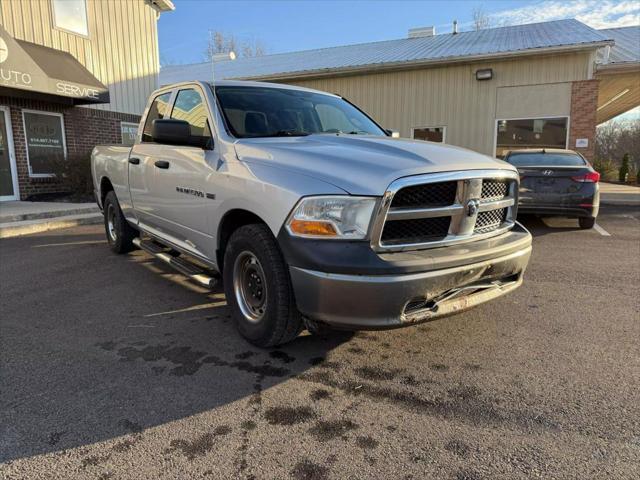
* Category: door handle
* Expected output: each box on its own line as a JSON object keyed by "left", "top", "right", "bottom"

{"left": 128, "top": 157, "right": 140, "bottom": 165}
{"left": 154, "top": 160, "right": 170, "bottom": 169}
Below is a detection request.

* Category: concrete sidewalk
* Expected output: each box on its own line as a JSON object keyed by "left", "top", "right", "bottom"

{"left": 0, "top": 201, "right": 101, "bottom": 238}
{"left": 599, "top": 182, "right": 640, "bottom": 206}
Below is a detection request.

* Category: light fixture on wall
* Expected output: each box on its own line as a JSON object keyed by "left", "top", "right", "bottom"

{"left": 475, "top": 68, "right": 493, "bottom": 81}
{"left": 597, "top": 88, "right": 629, "bottom": 111}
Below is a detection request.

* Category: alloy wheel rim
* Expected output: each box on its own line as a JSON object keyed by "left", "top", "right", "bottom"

{"left": 233, "top": 251, "right": 267, "bottom": 323}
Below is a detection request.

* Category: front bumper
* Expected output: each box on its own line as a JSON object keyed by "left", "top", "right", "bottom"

{"left": 289, "top": 231, "right": 532, "bottom": 329}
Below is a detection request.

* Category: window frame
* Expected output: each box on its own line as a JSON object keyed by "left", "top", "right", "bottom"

{"left": 411, "top": 125, "right": 447, "bottom": 143}
{"left": 21, "top": 109, "right": 67, "bottom": 178}
{"left": 493, "top": 115, "right": 570, "bottom": 158}
{"left": 51, "top": 0, "right": 90, "bottom": 38}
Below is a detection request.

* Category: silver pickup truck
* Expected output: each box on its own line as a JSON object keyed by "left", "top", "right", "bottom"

{"left": 92, "top": 80, "right": 532, "bottom": 347}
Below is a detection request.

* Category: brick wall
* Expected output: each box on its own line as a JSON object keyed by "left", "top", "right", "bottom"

{"left": 569, "top": 80, "right": 599, "bottom": 161}
{"left": 0, "top": 96, "right": 140, "bottom": 199}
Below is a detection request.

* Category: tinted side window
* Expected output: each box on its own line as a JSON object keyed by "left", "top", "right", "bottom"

{"left": 170, "top": 89, "right": 212, "bottom": 142}
{"left": 142, "top": 92, "right": 172, "bottom": 142}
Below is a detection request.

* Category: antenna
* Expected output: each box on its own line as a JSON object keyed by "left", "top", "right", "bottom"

{"left": 209, "top": 29, "right": 215, "bottom": 83}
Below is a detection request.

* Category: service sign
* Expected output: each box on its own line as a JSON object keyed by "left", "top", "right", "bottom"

{"left": 0, "top": 25, "right": 109, "bottom": 104}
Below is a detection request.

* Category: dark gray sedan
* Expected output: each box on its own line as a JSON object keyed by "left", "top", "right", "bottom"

{"left": 504, "top": 149, "right": 600, "bottom": 229}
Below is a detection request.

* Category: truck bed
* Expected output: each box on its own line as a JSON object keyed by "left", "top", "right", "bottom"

{"left": 91, "top": 145, "right": 132, "bottom": 210}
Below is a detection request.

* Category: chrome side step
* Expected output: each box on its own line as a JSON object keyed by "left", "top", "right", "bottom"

{"left": 133, "top": 237, "right": 219, "bottom": 289}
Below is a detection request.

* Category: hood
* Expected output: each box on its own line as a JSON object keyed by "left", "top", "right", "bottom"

{"left": 234, "top": 134, "right": 514, "bottom": 195}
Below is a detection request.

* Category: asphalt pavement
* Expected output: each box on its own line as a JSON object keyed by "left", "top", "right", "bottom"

{"left": 1, "top": 207, "right": 639, "bottom": 479}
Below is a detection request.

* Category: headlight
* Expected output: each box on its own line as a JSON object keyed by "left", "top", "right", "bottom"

{"left": 286, "top": 196, "right": 377, "bottom": 239}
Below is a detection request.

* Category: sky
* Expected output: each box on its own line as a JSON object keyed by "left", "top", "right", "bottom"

{"left": 158, "top": 0, "right": 639, "bottom": 120}
{"left": 158, "top": 0, "right": 639, "bottom": 64}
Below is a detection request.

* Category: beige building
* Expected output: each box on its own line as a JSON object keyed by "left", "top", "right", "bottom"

{"left": 0, "top": 0, "right": 174, "bottom": 201}
{"left": 162, "top": 19, "right": 639, "bottom": 162}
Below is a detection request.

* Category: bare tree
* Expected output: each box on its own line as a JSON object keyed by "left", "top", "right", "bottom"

{"left": 595, "top": 118, "right": 640, "bottom": 180}
{"left": 204, "top": 31, "right": 266, "bottom": 61}
{"left": 472, "top": 5, "right": 491, "bottom": 30}
{"left": 159, "top": 54, "right": 177, "bottom": 67}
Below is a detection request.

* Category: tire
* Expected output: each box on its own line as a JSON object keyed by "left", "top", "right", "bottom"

{"left": 579, "top": 216, "right": 596, "bottom": 230}
{"left": 103, "top": 191, "right": 137, "bottom": 254}
{"left": 223, "top": 223, "right": 302, "bottom": 347}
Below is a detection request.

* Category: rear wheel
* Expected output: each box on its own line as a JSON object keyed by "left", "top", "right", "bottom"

{"left": 579, "top": 216, "right": 596, "bottom": 229}
{"left": 223, "top": 223, "right": 302, "bottom": 347}
{"left": 103, "top": 191, "right": 137, "bottom": 254}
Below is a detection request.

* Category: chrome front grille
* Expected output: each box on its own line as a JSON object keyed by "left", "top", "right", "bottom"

{"left": 381, "top": 216, "right": 451, "bottom": 245}
{"left": 390, "top": 181, "right": 457, "bottom": 208}
{"left": 371, "top": 170, "right": 519, "bottom": 252}
{"left": 480, "top": 180, "right": 509, "bottom": 202}
{"left": 474, "top": 208, "right": 507, "bottom": 234}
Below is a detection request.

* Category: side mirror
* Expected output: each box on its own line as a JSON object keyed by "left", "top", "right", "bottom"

{"left": 385, "top": 129, "right": 400, "bottom": 138}
{"left": 152, "top": 119, "right": 211, "bottom": 149}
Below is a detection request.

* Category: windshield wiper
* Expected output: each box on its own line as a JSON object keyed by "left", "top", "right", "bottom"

{"left": 321, "top": 129, "right": 368, "bottom": 135}
{"left": 271, "top": 130, "right": 310, "bottom": 137}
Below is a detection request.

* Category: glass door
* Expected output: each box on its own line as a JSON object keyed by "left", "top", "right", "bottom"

{"left": 0, "top": 106, "right": 19, "bottom": 201}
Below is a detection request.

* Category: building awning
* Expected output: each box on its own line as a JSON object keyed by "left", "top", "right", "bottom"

{"left": 0, "top": 25, "right": 109, "bottom": 105}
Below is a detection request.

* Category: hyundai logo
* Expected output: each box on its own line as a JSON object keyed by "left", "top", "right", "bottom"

{"left": 542, "top": 170, "right": 554, "bottom": 176}
{"left": 466, "top": 199, "right": 480, "bottom": 217}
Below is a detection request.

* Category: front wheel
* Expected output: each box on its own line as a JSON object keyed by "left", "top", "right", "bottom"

{"left": 223, "top": 224, "right": 302, "bottom": 347}
{"left": 579, "top": 216, "right": 596, "bottom": 229}
{"left": 103, "top": 191, "right": 137, "bottom": 254}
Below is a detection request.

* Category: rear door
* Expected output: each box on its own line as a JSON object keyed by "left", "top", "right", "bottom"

{"left": 129, "top": 90, "right": 174, "bottom": 229}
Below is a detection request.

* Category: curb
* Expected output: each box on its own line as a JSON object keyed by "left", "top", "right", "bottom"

{"left": 0, "top": 206, "right": 100, "bottom": 224}
{"left": 0, "top": 213, "right": 103, "bottom": 239}
{"left": 600, "top": 199, "right": 640, "bottom": 207}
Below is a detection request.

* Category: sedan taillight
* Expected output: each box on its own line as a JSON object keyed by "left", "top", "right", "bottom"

{"left": 571, "top": 172, "right": 600, "bottom": 183}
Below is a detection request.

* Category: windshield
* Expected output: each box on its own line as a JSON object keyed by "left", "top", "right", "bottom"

{"left": 506, "top": 152, "right": 587, "bottom": 167}
{"left": 213, "top": 85, "right": 386, "bottom": 138}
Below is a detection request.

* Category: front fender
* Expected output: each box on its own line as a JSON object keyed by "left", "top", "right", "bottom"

{"left": 209, "top": 160, "right": 348, "bottom": 244}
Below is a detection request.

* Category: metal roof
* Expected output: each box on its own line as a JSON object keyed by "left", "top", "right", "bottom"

{"left": 161, "top": 19, "right": 613, "bottom": 84}
{"left": 597, "top": 26, "right": 640, "bottom": 64}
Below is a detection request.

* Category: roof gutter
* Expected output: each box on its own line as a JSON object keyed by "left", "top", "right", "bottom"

{"left": 230, "top": 41, "right": 614, "bottom": 82}
{"left": 595, "top": 61, "right": 640, "bottom": 75}
{"left": 147, "top": 0, "right": 175, "bottom": 12}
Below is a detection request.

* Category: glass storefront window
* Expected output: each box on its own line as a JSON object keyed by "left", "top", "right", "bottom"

{"left": 22, "top": 111, "right": 67, "bottom": 176}
{"left": 413, "top": 126, "right": 445, "bottom": 143}
{"left": 495, "top": 117, "right": 568, "bottom": 158}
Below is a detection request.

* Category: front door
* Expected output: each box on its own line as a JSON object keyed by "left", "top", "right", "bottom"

{"left": 0, "top": 106, "right": 19, "bottom": 201}
{"left": 151, "top": 87, "right": 215, "bottom": 258}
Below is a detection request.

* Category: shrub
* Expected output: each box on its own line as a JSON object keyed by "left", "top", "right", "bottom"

{"left": 618, "top": 153, "right": 630, "bottom": 183}
{"left": 51, "top": 153, "right": 94, "bottom": 201}
{"left": 593, "top": 158, "right": 618, "bottom": 181}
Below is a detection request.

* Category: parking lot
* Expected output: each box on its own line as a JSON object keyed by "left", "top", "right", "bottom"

{"left": 1, "top": 206, "right": 638, "bottom": 479}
